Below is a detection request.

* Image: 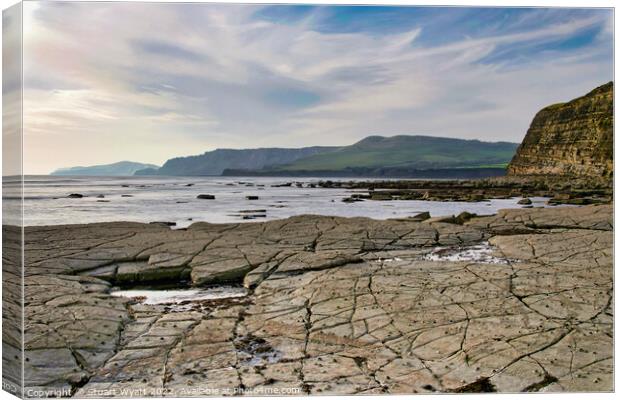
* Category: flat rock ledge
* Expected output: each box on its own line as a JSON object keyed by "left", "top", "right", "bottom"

{"left": 3, "top": 204, "right": 612, "bottom": 396}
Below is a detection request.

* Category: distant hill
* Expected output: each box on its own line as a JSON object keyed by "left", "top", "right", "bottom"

{"left": 136, "top": 147, "right": 338, "bottom": 176}
{"left": 276, "top": 135, "right": 518, "bottom": 171}
{"left": 51, "top": 161, "right": 160, "bottom": 176}
{"left": 136, "top": 135, "right": 519, "bottom": 177}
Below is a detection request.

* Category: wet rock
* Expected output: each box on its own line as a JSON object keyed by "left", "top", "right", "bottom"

{"left": 67, "top": 193, "right": 83, "bottom": 198}
{"left": 517, "top": 197, "right": 532, "bottom": 205}
{"left": 467, "top": 193, "right": 486, "bottom": 202}
{"left": 370, "top": 193, "right": 393, "bottom": 201}
{"left": 242, "top": 215, "right": 266, "bottom": 220}
{"left": 454, "top": 211, "right": 476, "bottom": 224}
{"left": 410, "top": 211, "right": 431, "bottom": 221}
{"left": 342, "top": 197, "right": 363, "bottom": 203}
{"left": 246, "top": 196, "right": 260, "bottom": 200}
{"left": 150, "top": 221, "right": 177, "bottom": 227}
{"left": 197, "top": 194, "right": 216, "bottom": 200}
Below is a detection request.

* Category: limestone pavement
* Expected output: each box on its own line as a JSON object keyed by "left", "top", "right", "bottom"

{"left": 3, "top": 204, "right": 612, "bottom": 396}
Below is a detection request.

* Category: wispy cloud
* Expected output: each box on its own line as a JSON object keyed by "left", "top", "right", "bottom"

{"left": 21, "top": 3, "right": 613, "bottom": 174}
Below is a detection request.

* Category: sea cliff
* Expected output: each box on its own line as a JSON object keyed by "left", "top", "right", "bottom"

{"left": 507, "top": 82, "right": 613, "bottom": 180}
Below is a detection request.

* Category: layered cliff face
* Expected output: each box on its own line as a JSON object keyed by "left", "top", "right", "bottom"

{"left": 508, "top": 82, "right": 613, "bottom": 179}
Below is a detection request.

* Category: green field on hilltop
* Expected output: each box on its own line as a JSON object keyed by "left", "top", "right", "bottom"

{"left": 276, "top": 136, "right": 518, "bottom": 171}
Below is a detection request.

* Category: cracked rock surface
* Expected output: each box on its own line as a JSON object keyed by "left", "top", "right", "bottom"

{"left": 4, "top": 204, "right": 612, "bottom": 396}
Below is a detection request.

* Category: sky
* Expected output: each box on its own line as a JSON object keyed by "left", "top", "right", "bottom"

{"left": 14, "top": 3, "right": 614, "bottom": 174}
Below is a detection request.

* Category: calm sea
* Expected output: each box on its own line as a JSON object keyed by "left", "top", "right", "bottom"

{"left": 3, "top": 175, "right": 553, "bottom": 227}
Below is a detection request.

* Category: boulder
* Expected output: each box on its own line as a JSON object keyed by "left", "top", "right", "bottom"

{"left": 455, "top": 211, "right": 477, "bottom": 224}
{"left": 410, "top": 211, "right": 431, "bottom": 221}
{"left": 197, "top": 194, "right": 215, "bottom": 200}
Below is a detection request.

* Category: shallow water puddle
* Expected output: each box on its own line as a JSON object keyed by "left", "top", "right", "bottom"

{"left": 110, "top": 286, "right": 248, "bottom": 305}
{"left": 423, "top": 242, "right": 515, "bottom": 264}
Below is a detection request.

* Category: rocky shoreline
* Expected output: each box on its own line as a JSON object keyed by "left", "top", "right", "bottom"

{"left": 319, "top": 176, "right": 613, "bottom": 205}
{"left": 3, "top": 204, "right": 613, "bottom": 396}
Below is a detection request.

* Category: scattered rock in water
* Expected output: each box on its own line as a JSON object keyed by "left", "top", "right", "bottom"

{"left": 242, "top": 214, "right": 266, "bottom": 220}
{"left": 197, "top": 194, "right": 216, "bottom": 200}
{"left": 246, "top": 195, "right": 259, "bottom": 200}
{"left": 271, "top": 182, "right": 292, "bottom": 187}
{"left": 517, "top": 197, "right": 532, "bottom": 205}
{"left": 150, "top": 221, "right": 177, "bottom": 227}
{"left": 176, "top": 201, "right": 189, "bottom": 204}
{"left": 342, "top": 197, "right": 363, "bottom": 203}
{"left": 96, "top": 194, "right": 105, "bottom": 198}
{"left": 121, "top": 194, "right": 133, "bottom": 197}
{"left": 96, "top": 200, "right": 110, "bottom": 203}
{"left": 239, "top": 209, "right": 267, "bottom": 214}
{"left": 185, "top": 183, "right": 194, "bottom": 187}
{"left": 67, "top": 193, "right": 83, "bottom": 198}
